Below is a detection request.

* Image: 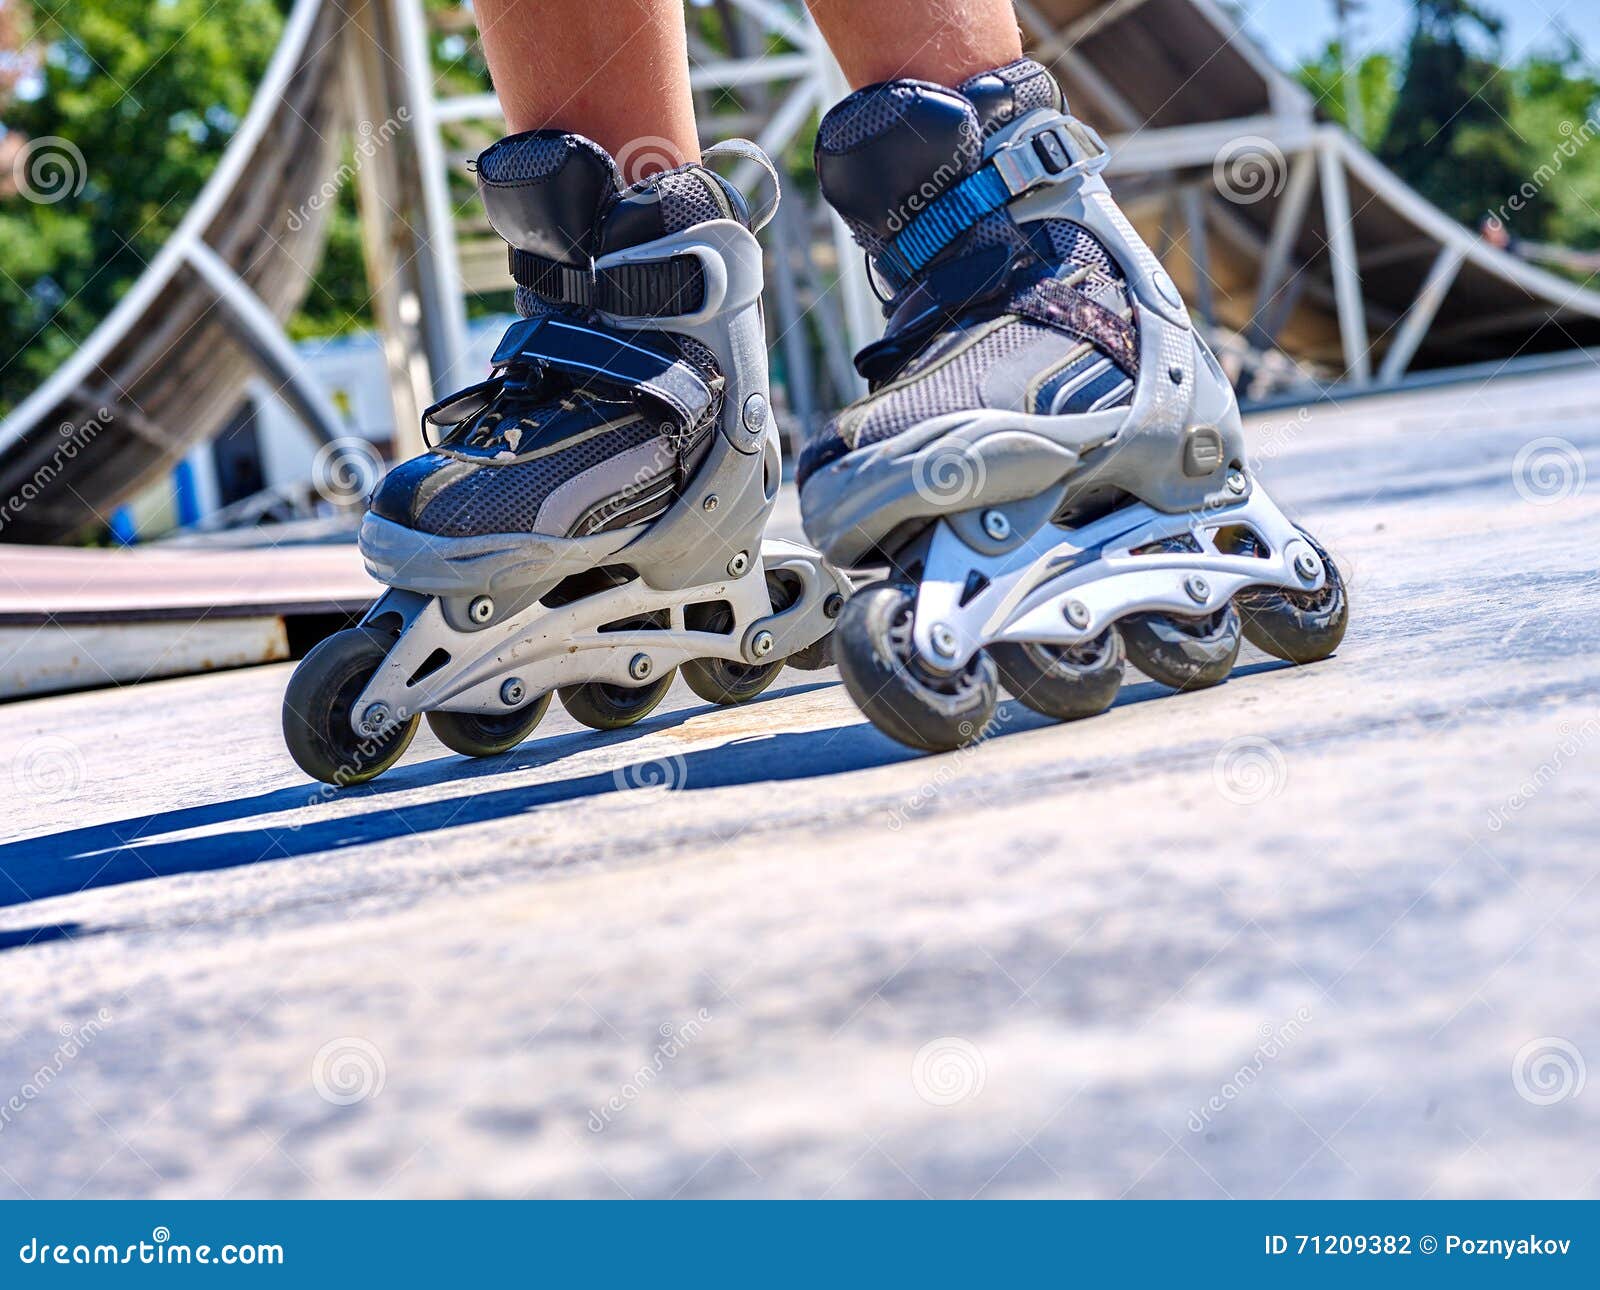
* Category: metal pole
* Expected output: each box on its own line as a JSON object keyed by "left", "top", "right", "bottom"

{"left": 392, "top": 0, "right": 470, "bottom": 397}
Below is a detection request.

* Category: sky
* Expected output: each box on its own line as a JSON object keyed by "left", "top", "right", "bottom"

{"left": 1241, "top": 0, "right": 1600, "bottom": 68}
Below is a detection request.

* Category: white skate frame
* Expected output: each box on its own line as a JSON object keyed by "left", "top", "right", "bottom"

{"left": 910, "top": 481, "right": 1326, "bottom": 669}
{"left": 349, "top": 538, "right": 849, "bottom": 731}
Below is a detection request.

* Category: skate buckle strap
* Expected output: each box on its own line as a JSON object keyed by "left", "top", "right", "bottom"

{"left": 509, "top": 247, "right": 706, "bottom": 317}
{"left": 492, "top": 316, "right": 713, "bottom": 428}
{"left": 883, "top": 116, "right": 1110, "bottom": 280}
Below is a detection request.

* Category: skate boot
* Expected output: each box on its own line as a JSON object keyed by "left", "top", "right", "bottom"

{"left": 800, "top": 60, "right": 1348, "bottom": 752}
{"left": 283, "top": 132, "right": 850, "bottom": 785}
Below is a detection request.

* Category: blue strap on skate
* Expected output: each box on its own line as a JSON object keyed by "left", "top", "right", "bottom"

{"left": 882, "top": 116, "right": 1110, "bottom": 281}
{"left": 492, "top": 316, "right": 714, "bottom": 429}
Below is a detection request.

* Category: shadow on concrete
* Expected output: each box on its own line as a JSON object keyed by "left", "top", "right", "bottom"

{"left": 0, "top": 664, "right": 1275, "bottom": 922}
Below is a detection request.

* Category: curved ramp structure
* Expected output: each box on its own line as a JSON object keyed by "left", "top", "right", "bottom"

{"left": 1020, "top": 0, "right": 1600, "bottom": 383}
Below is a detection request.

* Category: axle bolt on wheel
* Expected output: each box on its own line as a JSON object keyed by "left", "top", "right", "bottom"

{"left": 982, "top": 509, "right": 1011, "bottom": 541}
{"left": 727, "top": 551, "right": 750, "bottom": 577}
{"left": 628, "top": 653, "right": 654, "bottom": 681}
{"left": 751, "top": 630, "right": 775, "bottom": 659}
{"left": 468, "top": 595, "right": 495, "bottom": 624}
{"left": 1063, "top": 599, "right": 1091, "bottom": 629}
{"left": 360, "top": 702, "right": 391, "bottom": 735}
{"left": 500, "top": 678, "right": 526, "bottom": 706}
{"left": 824, "top": 592, "right": 844, "bottom": 619}
{"left": 930, "top": 622, "right": 959, "bottom": 659}
{"left": 703, "top": 494, "right": 719, "bottom": 512}
{"left": 1184, "top": 574, "right": 1211, "bottom": 604}
{"left": 1293, "top": 549, "right": 1322, "bottom": 582}
{"left": 1226, "top": 470, "right": 1248, "bottom": 495}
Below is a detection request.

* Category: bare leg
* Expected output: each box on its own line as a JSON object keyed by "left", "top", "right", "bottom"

{"left": 805, "top": 0, "right": 1024, "bottom": 89}
{"left": 473, "top": 0, "right": 699, "bottom": 179}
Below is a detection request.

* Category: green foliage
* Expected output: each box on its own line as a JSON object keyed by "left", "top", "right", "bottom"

{"left": 1376, "top": 0, "right": 1531, "bottom": 232}
{"left": 1297, "top": 44, "right": 1399, "bottom": 150}
{"left": 1501, "top": 40, "right": 1600, "bottom": 247}
{"left": 0, "top": 0, "right": 285, "bottom": 415}
{"left": 1297, "top": 1, "right": 1600, "bottom": 251}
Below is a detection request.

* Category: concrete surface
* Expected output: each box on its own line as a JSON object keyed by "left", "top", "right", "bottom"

{"left": 0, "top": 368, "right": 1596, "bottom": 1198}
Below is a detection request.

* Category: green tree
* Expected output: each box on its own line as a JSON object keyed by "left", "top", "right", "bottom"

{"left": 1297, "top": 43, "right": 1400, "bottom": 150}
{"left": 0, "top": 0, "right": 285, "bottom": 415}
{"left": 1377, "top": 0, "right": 1532, "bottom": 232}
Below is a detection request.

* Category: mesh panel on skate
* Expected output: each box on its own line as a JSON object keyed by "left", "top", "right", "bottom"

{"left": 960, "top": 58, "right": 1060, "bottom": 117}
{"left": 417, "top": 415, "right": 669, "bottom": 538}
{"left": 1040, "top": 220, "right": 1121, "bottom": 280}
{"left": 817, "top": 83, "right": 930, "bottom": 154}
{"left": 512, "top": 288, "right": 561, "bottom": 320}
{"left": 651, "top": 169, "right": 724, "bottom": 232}
{"left": 844, "top": 320, "right": 1057, "bottom": 447}
{"left": 479, "top": 135, "right": 571, "bottom": 185}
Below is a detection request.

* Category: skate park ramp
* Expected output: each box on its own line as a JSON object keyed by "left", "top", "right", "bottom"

{"left": 0, "top": 0, "right": 351, "bottom": 544}
{"left": 1027, "top": 0, "right": 1600, "bottom": 376}
{"left": 5, "top": 0, "right": 1600, "bottom": 544}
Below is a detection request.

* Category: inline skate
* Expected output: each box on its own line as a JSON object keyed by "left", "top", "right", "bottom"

{"left": 799, "top": 60, "right": 1348, "bottom": 752}
{"left": 284, "top": 132, "right": 850, "bottom": 785}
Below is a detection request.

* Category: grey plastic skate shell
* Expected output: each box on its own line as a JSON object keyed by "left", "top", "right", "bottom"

{"left": 799, "top": 108, "right": 1250, "bottom": 569}
{"left": 589, "top": 218, "right": 783, "bottom": 592}
{"left": 1002, "top": 109, "right": 1248, "bottom": 516}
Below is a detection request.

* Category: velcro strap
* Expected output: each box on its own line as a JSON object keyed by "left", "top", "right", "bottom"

{"left": 1008, "top": 277, "right": 1140, "bottom": 377}
{"left": 491, "top": 316, "right": 713, "bottom": 428}
{"left": 509, "top": 248, "right": 705, "bottom": 317}
{"left": 883, "top": 116, "right": 1110, "bottom": 280}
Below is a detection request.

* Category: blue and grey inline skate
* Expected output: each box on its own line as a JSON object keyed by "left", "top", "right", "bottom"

{"left": 800, "top": 59, "right": 1348, "bottom": 752}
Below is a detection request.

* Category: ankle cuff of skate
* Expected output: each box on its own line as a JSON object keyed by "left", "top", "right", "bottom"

{"left": 882, "top": 115, "right": 1110, "bottom": 280}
